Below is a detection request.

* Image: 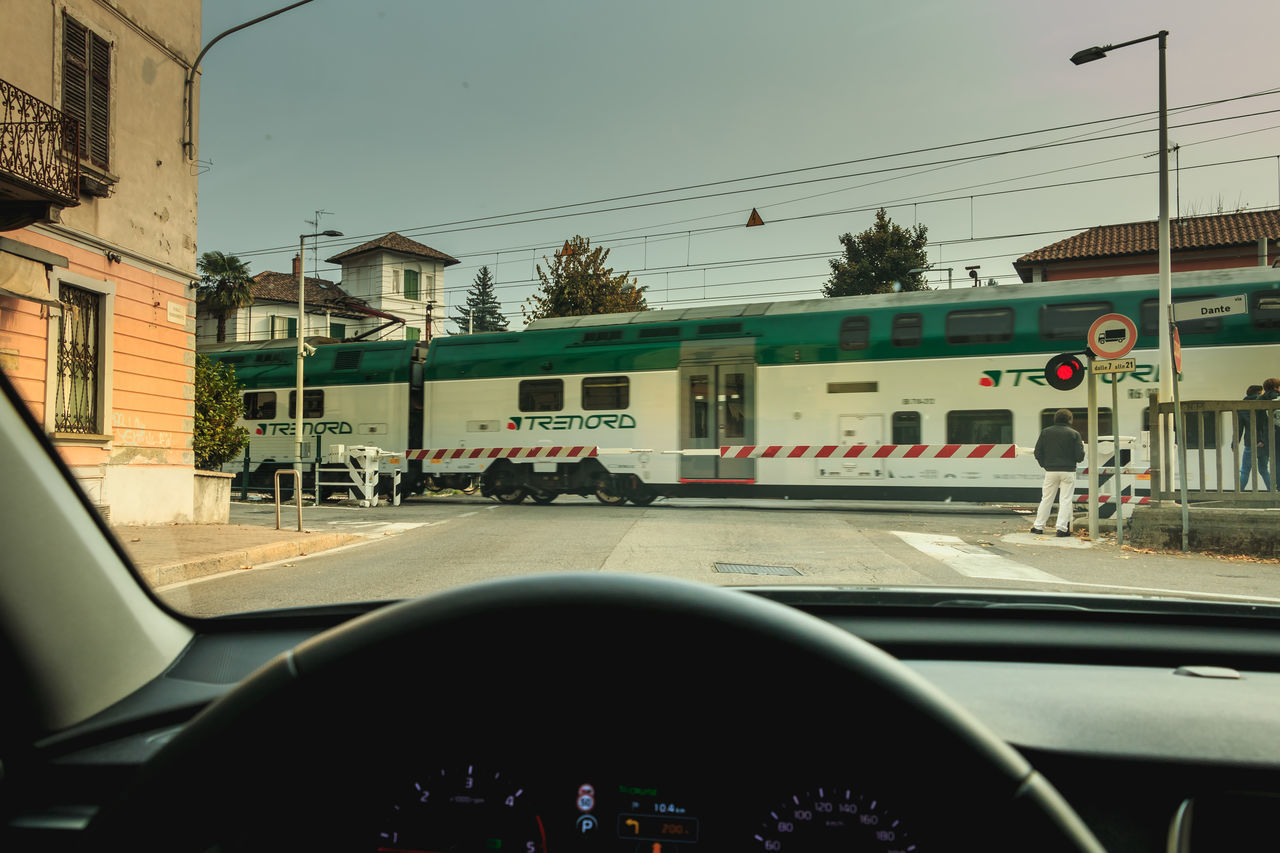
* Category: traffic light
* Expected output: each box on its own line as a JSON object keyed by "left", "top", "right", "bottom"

{"left": 1044, "top": 352, "right": 1086, "bottom": 391}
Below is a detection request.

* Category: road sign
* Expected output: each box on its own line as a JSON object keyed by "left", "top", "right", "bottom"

{"left": 1090, "top": 357, "right": 1136, "bottom": 374}
{"left": 1172, "top": 293, "right": 1247, "bottom": 323}
{"left": 1087, "top": 313, "right": 1138, "bottom": 359}
{"left": 1173, "top": 325, "right": 1183, "bottom": 374}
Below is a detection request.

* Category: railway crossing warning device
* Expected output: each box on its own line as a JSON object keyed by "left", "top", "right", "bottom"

{"left": 1044, "top": 352, "right": 1086, "bottom": 391}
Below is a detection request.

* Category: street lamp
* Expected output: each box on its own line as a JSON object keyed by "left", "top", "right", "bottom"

{"left": 1071, "top": 30, "right": 1171, "bottom": 402}
{"left": 296, "top": 229, "right": 343, "bottom": 472}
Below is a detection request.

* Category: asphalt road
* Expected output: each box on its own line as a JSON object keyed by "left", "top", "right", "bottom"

{"left": 157, "top": 495, "right": 1280, "bottom": 618}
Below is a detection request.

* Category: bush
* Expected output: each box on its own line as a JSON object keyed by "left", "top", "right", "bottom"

{"left": 194, "top": 354, "right": 249, "bottom": 470}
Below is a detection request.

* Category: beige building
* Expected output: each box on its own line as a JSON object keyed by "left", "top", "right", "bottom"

{"left": 0, "top": 1, "right": 202, "bottom": 523}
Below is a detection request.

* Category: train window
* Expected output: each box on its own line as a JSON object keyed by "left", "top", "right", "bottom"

{"left": 288, "top": 390, "right": 324, "bottom": 419}
{"left": 1251, "top": 291, "right": 1280, "bottom": 328}
{"left": 1039, "top": 407, "right": 1110, "bottom": 446}
{"left": 1140, "top": 408, "right": 1222, "bottom": 450}
{"left": 518, "top": 379, "right": 563, "bottom": 412}
{"left": 947, "top": 409, "right": 1012, "bottom": 443}
{"left": 581, "top": 330, "right": 623, "bottom": 344}
{"left": 891, "top": 313, "right": 922, "bottom": 347}
{"left": 892, "top": 411, "right": 921, "bottom": 444}
{"left": 838, "top": 316, "right": 870, "bottom": 351}
{"left": 1040, "top": 301, "right": 1112, "bottom": 341}
{"left": 1141, "top": 295, "right": 1221, "bottom": 335}
{"left": 724, "top": 373, "right": 746, "bottom": 438}
{"left": 945, "top": 309, "right": 1013, "bottom": 344}
{"left": 582, "top": 376, "right": 629, "bottom": 410}
{"left": 244, "top": 392, "right": 276, "bottom": 419}
{"left": 688, "top": 375, "right": 709, "bottom": 439}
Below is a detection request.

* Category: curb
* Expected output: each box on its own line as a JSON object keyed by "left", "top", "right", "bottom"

{"left": 138, "top": 531, "right": 365, "bottom": 587}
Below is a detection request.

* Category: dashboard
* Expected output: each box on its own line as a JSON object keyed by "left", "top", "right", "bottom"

{"left": 10, "top": 582, "right": 1280, "bottom": 852}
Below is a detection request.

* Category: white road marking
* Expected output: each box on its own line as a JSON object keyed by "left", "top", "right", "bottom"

{"left": 893, "top": 531, "right": 1067, "bottom": 582}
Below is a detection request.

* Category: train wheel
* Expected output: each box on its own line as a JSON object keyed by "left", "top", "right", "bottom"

{"left": 494, "top": 488, "right": 526, "bottom": 504}
{"left": 460, "top": 478, "right": 480, "bottom": 495}
{"left": 629, "top": 491, "right": 656, "bottom": 506}
{"left": 529, "top": 491, "right": 558, "bottom": 505}
{"left": 595, "top": 488, "right": 627, "bottom": 506}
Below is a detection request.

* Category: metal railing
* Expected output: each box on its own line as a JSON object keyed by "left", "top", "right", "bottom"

{"left": 0, "top": 77, "right": 80, "bottom": 205}
{"left": 1148, "top": 397, "right": 1280, "bottom": 504}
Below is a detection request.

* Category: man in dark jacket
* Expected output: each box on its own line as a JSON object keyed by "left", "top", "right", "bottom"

{"left": 1239, "top": 384, "right": 1265, "bottom": 490}
{"left": 1032, "top": 408, "right": 1086, "bottom": 537}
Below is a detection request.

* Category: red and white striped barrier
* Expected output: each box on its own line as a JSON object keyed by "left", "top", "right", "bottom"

{"left": 407, "top": 446, "right": 599, "bottom": 461}
{"left": 718, "top": 443, "right": 1018, "bottom": 460}
{"left": 1073, "top": 495, "right": 1152, "bottom": 504}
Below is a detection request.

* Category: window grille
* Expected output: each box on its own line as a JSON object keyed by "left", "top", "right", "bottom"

{"left": 55, "top": 284, "right": 101, "bottom": 433}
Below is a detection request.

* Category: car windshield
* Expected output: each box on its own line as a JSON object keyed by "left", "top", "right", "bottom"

{"left": 3, "top": 0, "right": 1280, "bottom": 620}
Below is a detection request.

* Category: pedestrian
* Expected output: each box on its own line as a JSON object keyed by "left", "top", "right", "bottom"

{"left": 1032, "top": 408, "right": 1085, "bottom": 537}
{"left": 1260, "top": 377, "right": 1280, "bottom": 490}
{"left": 1239, "top": 384, "right": 1265, "bottom": 490}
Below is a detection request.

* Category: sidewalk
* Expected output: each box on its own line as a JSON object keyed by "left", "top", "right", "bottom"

{"left": 115, "top": 522, "right": 365, "bottom": 588}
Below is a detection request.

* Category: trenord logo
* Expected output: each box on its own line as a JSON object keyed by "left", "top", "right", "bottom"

{"left": 506, "top": 414, "right": 637, "bottom": 431}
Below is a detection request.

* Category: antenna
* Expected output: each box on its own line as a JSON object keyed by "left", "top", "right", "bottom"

{"left": 304, "top": 210, "right": 333, "bottom": 296}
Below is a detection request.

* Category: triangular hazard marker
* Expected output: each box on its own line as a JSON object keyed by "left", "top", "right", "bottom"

{"left": 746, "top": 208, "right": 764, "bottom": 227}
{"left": 558, "top": 240, "right": 575, "bottom": 257}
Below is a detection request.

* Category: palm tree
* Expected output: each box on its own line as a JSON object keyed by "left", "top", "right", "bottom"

{"left": 195, "top": 251, "right": 254, "bottom": 343}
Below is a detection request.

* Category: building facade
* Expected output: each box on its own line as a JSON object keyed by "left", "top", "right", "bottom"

{"left": 0, "top": 1, "right": 201, "bottom": 523}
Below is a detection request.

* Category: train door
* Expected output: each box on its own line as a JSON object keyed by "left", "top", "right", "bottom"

{"left": 678, "top": 361, "right": 756, "bottom": 481}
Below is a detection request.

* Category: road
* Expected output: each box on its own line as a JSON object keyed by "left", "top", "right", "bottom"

{"left": 158, "top": 495, "right": 1280, "bottom": 617}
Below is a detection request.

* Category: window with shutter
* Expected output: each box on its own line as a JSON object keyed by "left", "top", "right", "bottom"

{"left": 62, "top": 13, "right": 110, "bottom": 169}
{"left": 404, "top": 269, "right": 419, "bottom": 300}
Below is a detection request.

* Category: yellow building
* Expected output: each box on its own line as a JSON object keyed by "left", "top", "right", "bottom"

{"left": 0, "top": 1, "right": 201, "bottom": 523}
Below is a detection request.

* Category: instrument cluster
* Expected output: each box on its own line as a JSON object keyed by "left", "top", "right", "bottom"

{"left": 370, "top": 764, "right": 920, "bottom": 853}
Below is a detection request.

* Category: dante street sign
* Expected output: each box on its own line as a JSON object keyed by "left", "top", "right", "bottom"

{"left": 1172, "top": 294, "right": 1247, "bottom": 322}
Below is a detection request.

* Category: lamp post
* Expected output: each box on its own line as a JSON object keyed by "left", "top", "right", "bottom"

{"left": 1072, "top": 30, "right": 1171, "bottom": 402}
{"left": 296, "top": 229, "right": 343, "bottom": 472}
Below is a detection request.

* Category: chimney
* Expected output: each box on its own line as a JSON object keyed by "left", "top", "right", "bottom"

{"left": 293, "top": 254, "right": 302, "bottom": 279}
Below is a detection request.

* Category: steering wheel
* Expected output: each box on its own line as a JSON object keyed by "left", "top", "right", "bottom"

{"left": 90, "top": 574, "right": 1104, "bottom": 851}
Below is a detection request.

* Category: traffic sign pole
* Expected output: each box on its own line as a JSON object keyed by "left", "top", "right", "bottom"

{"left": 1111, "top": 373, "right": 1123, "bottom": 548}
{"left": 1087, "top": 353, "right": 1099, "bottom": 541}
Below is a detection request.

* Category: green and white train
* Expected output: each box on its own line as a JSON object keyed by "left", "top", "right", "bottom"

{"left": 203, "top": 338, "right": 426, "bottom": 494}
{"left": 415, "top": 267, "right": 1280, "bottom": 504}
{"left": 207, "top": 267, "right": 1280, "bottom": 504}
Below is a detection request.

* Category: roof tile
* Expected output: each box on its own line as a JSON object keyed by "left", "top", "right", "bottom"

{"left": 1015, "top": 210, "right": 1280, "bottom": 267}
{"left": 325, "top": 231, "right": 460, "bottom": 266}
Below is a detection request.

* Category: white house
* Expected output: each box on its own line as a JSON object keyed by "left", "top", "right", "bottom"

{"left": 325, "top": 232, "right": 460, "bottom": 342}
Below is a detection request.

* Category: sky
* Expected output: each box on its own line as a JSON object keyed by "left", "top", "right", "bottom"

{"left": 195, "top": 0, "right": 1280, "bottom": 330}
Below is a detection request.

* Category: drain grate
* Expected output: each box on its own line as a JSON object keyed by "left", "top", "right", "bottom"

{"left": 714, "top": 562, "right": 801, "bottom": 576}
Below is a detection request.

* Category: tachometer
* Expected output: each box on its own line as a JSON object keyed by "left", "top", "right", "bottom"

{"left": 753, "top": 787, "right": 914, "bottom": 852}
{"left": 375, "top": 765, "right": 546, "bottom": 853}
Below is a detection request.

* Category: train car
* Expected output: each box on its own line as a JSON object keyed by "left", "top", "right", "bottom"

{"left": 203, "top": 338, "right": 426, "bottom": 493}
{"left": 413, "top": 267, "right": 1280, "bottom": 505}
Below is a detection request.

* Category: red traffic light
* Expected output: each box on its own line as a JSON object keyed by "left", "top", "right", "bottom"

{"left": 1044, "top": 353, "right": 1085, "bottom": 391}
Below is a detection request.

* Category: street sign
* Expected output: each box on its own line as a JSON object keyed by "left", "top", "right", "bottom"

{"left": 1172, "top": 293, "right": 1247, "bottom": 322}
{"left": 1090, "top": 357, "right": 1136, "bottom": 374}
{"left": 1087, "top": 313, "right": 1138, "bottom": 359}
{"left": 1173, "top": 325, "right": 1183, "bottom": 375}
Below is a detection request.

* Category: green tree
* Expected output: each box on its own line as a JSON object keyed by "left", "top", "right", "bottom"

{"left": 193, "top": 354, "right": 249, "bottom": 471}
{"left": 823, "top": 209, "right": 930, "bottom": 297}
{"left": 524, "top": 235, "right": 647, "bottom": 320}
{"left": 195, "top": 250, "right": 254, "bottom": 342}
{"left": 450, "top": 265, "right": 509, "bottom": 333}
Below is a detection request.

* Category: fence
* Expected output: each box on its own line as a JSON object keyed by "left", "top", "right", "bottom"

{"left": 1148, "top": 397, "right": 1280, "bottom": 505}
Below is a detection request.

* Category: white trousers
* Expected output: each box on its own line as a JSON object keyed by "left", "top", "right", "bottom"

{"left": 1034, "top": 470, "right": 1076, "bottom": 532}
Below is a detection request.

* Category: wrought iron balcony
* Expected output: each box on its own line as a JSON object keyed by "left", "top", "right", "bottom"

{"left": 0, "top": 77, "right": 80, "bottom": 209}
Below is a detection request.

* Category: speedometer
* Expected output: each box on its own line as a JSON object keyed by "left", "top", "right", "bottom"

{"left": 753, "top": 787, "right": 915, "bottom": 852}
